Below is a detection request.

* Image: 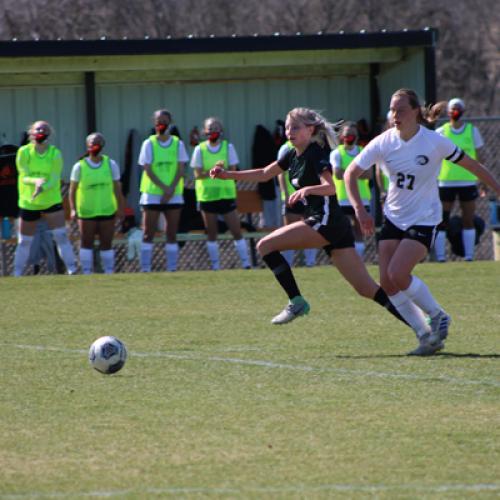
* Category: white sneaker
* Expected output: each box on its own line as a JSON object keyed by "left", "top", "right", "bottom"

{"left": 407, "top": 332, "right": 444, "bottom": 356}
{"left": 429, "top": 310, "right": 451, "bottom": 342}
{"left": 271, "top": 297, "right": 310, "bottom": 325}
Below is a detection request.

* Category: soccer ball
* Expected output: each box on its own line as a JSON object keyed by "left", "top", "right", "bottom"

{"left": 88, "top": 336, "right": 127, "bottom": 374}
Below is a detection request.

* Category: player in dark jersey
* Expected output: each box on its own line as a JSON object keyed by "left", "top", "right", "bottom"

{"left": 211, "top": 107, "right": 408, "bottom": 328}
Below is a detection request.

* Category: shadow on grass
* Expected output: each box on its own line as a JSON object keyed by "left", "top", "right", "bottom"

{"left": 332, "top": 354, "right": 409, "bottom": 359}
{"left": 435, "top": 352, "right": 500, "bottom": 358}
{"left": 331, "top": 353, "right": 500, "bottom": 359}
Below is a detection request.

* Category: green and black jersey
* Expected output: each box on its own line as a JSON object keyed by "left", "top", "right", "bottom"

{"left": 277, "top": 142, "right": 340, "bottom": 220}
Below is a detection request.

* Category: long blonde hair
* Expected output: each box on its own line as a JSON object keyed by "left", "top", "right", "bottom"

{"left": 286, "top": 108, "right": 340, "bottom": 149}
{"left": 392, "top": 89, "right": 447, "bottom": 128}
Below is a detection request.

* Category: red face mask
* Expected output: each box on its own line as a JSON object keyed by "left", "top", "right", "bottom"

{"left": 88, "top": 145, "right": 102, "bottom": 156}
{"left": 208, "top": 131, "right": 221, "bottom": 143}
{"left": 155, "top": 123, "right": 168, "bottom": 134}
{"left": 343, "top": 134, "right": 356, "bottom": 145}
{"left": 34, "top": 133, "right": 48, "bottom": 144}
{"left": 451, "top": 109, "right": 463, "bottom": 121}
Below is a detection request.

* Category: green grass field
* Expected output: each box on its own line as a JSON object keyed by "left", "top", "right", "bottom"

{"left": 0, "top": 262, "right": 499, "bottom": 499}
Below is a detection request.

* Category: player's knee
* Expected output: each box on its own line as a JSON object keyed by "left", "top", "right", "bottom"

{"left": 380, "top": 275, "right": 397, "bottom": 295}
{"left": 256, "top": 237, "right": 271, "bottom": 256}
{"left": 462, "top": 213, "right": 475, "bottom": 228}
{"left": 387, "top": 267, "right": 407, "bottom": 290}
{"left": 81, "top": 238, "right": 94, "bottom": 249}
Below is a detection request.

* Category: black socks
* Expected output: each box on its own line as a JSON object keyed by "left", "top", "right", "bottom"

{"left": 262, "top": 251, "right": 301, "bottom": 300}
{"left": 262, "top": 253, "right": 408, "bottom": 328}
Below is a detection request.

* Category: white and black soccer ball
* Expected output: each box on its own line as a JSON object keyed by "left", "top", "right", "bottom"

{"left": 89, "top": 336, "right": 127, "bottom": 374}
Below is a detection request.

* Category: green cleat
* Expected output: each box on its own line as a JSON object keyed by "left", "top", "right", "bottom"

{"left": 271, "top": 297, "right": 310, "bottom": 325}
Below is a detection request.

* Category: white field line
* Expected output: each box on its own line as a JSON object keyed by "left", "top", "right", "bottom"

{"left": 1, "top": 482, "right": 500, "bottom": 499}
{"left": 3, "top": 343, "right": 500, "bottom": 388}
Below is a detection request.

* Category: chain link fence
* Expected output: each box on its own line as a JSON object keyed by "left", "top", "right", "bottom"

{"left": 1, "top": 117, "right": 499, "bottom": 275}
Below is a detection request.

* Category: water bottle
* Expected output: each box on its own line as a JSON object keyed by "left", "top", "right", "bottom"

{"left": 1, "top": 217, "right": 11, "bottom": 239}
{"left": 489, "top": 197, "right": 500, "bottom": 227}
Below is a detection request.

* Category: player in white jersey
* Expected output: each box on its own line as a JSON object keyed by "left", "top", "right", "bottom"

{"left": 345, "top": 88, "right": 500, "bottom": 356}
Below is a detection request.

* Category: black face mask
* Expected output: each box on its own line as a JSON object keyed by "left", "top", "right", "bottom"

{"left": 450, "top": 110, "right": 463, "bottom": 121}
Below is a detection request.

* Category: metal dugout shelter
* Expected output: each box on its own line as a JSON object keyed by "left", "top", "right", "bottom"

{"left": 0, "top": 29, "right": 437, "bottom": 177}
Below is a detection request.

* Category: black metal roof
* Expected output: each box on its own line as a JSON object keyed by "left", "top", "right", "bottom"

{"left": 0, "top": 29, "right": 437, "bottom": 58}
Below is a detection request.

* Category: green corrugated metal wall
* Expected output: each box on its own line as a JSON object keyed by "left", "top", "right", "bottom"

{"left": 0, "top": 47, "right": 426, "bottom": 179}
{"left": 0, "top": 84, "right": 86, "bottom": 173}
{"left": 378, "top": 49, "right": 426, "bottom": 114}
{"left": 96, "top": 75, "right": 371, "bottom": 173}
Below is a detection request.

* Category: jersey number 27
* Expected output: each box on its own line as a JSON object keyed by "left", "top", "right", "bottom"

{"left": 396, "top": 172, "right": 415, "bottom": 190}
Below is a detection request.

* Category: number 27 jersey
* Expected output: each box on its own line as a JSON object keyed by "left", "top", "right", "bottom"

{"left": 355, "top": 126, "right": 463, "bottom": 229}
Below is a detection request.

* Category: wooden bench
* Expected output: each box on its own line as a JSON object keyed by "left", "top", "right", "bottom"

{"left": 94, "top": 190, "right": 270, "bottom": 267}
{"left": 108, "top": 229, "right": 269, "bottom": 268}
{"left": 0, "top": 190, "right": 271, "bottom": 272}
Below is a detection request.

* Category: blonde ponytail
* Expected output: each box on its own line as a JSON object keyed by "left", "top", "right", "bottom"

{"left": 286, "top": 108, "right": 341, "bottom": 149}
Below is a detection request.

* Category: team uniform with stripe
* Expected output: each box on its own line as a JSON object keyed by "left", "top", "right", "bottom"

{"left": 277, "top": 142, "right": 354, "bottom": 251}
{"left": 354, "top": 126, "right": 464, "bottom": 249}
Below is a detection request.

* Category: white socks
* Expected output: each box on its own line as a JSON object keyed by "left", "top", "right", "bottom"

{"left": 402, "top": 276, "right": 441, "bottom": 318}
{"left": 16, "top": 228, "right": 76, "bottom": 276}
{"left": 435, "top": 229, "right": 475, "bottom": 261}
{"left": 140, "top": 242, "right": 153, "bottom": 272}
{"left": 434, "top": 231, "right": 447, "bottom": 262}
{"left": 389, "top": 291, "right": 429, "bottom": 337}
{"left": 79, "top": 248, "right": 93, "bottom": 274}
{"left": 100, "top": 249, "right": 115, "bottom": 274}
{"left": 165, "top": 243, "right": 179, "bottom": 272}
{"left": 80, "top": 248, "right": 114, "bottom": 274}
{"left": 462, "top": 228, "right": 475, "bottom": 261}
{"left": 206, "top": 241, "right": 220, "bottom": 270}
{"left": 234, "top": 239, "right": 250, "bottom": 268}
{"left": 51, "top": 227, "right": 76, "bottom": 274}
{"left": 354, "top": 242, "right": 365, "bottom": 259}
{"left": 143, "top": 242, "right": 181, "bottom": 272}
{"left": 304, "top": 248, "right": 317, "bottom": 267}
{"left": 14, "top": 234, "right": 34, "bottom": 276}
